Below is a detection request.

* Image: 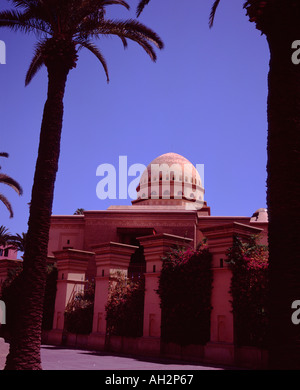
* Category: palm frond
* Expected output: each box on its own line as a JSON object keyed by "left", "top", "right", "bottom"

{"left": 91, "top": 18, "right": 163, "bottom": 61}
{"left": 119, "top": 36, "right": 128, "bottom": 49}
{"left": 209, "top": 0, "right": 221, "bottom": 28}
{"left": 3, "top": 1, "right": 163, "bottom": 74}
{"left": 8, "top": 0, "right": 33, "bottom": 9}
{"left": 75, "top": 39, "right": 109, "bottom": 82}
{"left": 0, "top": 224, "right": 11, "bottom": 245}
{"left": 136, "top": 0, "right": 151, "bottom": 17}
{"left": 8, "top": 232, "right": 27, "bottom": 252}
{"left": 124, "top": 19, "right": 163, "bottom": 49}
{"left": 0, "top": 194, "right": 14, "bottom": 218}
{"left": 0, "top": 225, "right": 11, "bottom": 240}
{"left": 25, "top": 40, "right": 46, "bottom": 86}
{"left": 0, "top": 9, "right": 50, "bottom": 35}
{"left": 126, "top": 34, "right": 158, "bottom": 61}
{"left": 101, "top": 1, "right": 130, "bottom": 10}
{"left": 0, "top": 152, "right": 9, "bottom": 169}
{"left": 0, "top": 174, "right": 23, "bottom": 195}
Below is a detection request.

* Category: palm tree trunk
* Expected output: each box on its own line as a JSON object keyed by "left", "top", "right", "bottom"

{"left": 266, "top": 29, "right": 300, "bottom": 369}
{"left": 4, "top": 64, "right": 69, "bottom": 370}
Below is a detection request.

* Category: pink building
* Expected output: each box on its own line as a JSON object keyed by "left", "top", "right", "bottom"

{"left": 43, "top": 152, "right": 269, "bottom": 368}
{"left": 0, "top": 246, "right": 18, "bottom": 261}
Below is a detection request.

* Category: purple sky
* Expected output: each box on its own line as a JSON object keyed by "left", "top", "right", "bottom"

{"left": 0, "top": 0, "right": 269, "bottom": 236}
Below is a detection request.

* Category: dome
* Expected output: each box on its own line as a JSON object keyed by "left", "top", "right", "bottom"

{"left": 134, "top": 152, "right": 204, "bottom": 208}
{"left": 250, "top": 208, "right": 268, "bottom": 222}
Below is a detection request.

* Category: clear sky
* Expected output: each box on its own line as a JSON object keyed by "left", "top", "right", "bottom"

{"left": 0, "top": 0, "right": 269, "bottom": 236}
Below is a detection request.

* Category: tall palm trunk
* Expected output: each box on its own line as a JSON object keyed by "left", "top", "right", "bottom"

{"left": 266, "top": 27, "right": 300, "bottom": 369}
{"left": 5, "top": 62, "right": 70, "bottom": 370}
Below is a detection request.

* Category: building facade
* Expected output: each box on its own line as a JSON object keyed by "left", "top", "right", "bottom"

{"left": 44, "top": 152, "right": 268, "bottom": 367}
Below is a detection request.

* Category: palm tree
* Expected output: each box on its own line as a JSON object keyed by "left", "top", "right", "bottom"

{"left": 138, "top": 0, "right": 300, "bottom": 369}
{"left": 73, "top": 208, "right": 85, "bottom": 215}
{"left": 0, "top": 225, "right": 11, "bottom": 248}
{"left": 8, "top": 232, "right": 27, "bottom": 253}
{"left": 0, "top": 153, "right": 23, "bottom": 218}
{"left": 0, "top": 0, "right": 163, "bottom": 370}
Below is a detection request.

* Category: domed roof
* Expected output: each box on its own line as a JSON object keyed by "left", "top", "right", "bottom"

{"left": 150, "top": 152, "right": 196, "bottom": 167}
{"left": 250, "top": 208, "right": 268, "bottom": 222}
{"left": 134, "top": 152, "right": 204, "bottom": 209}
{"left": 138, "top": 152, "right": 202, "bottom": 187}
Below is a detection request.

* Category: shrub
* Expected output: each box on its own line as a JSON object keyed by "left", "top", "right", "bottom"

{"left": 105, "top": 271, "right": 145, "bottom": 338}
{"left": 226, "top": 235, "right": 269, "bottom": 347}
{"left": 64, "top": 281, "right": 95, "bottom": 335}
{"left": 158, "top": 244, "right": 212, "bottom": 346}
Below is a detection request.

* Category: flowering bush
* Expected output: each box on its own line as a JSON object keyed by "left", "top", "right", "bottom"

{"left": 105, "top": 272, "right": 145, "bottom": 338}
{"left": 226, "top": 235, "right": 269, "bottom": 347}
{"left": 158, "top": 243, "right": 212, "bottom": 346}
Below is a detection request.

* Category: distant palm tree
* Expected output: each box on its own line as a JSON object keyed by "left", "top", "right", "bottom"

{"left": 73, "top": 208, "right": 85, "bottom": 215}
{"left": 0, "top": 225, "right": 11, "bottom": 248}
{"left": 0, "top": 0, "right": 163, "bottom": 370}
{"left": 138, "top": 0, "right": 300, "bottom": 369}
{"left": 0, "top": 153, "right": 23, "bottom": 218}
{"left": 8, "top": 232, "right": 27, "bottom": 253}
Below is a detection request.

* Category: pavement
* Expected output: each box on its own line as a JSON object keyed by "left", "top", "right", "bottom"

{"left": 0, "top": 338, "right": 224, "bottom": 370}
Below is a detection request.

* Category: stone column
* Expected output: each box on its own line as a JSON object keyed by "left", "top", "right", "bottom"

{"left": 201, "top": 222, "right": 262, "bottom": 365}
{"left": 50, "top": 249, "right": 94, "bottom": 344}
{"left": 138, "top": 233, "right": 193, "bottom": 355}
{"left": 89, "top": 242, "right": 138, "bottom": 349}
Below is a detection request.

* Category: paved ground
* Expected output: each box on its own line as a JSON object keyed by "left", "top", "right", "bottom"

{"left": 0, "top": 338, "right": 224, "bottom": 370}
